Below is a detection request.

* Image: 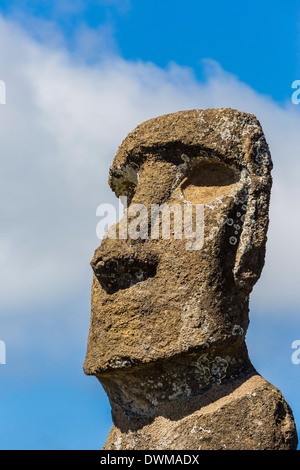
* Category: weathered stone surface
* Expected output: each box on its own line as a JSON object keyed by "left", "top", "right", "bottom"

{"left": 104, "top": 373, "right": 297, "bottom": 450}
{"left": 83, "top": 108, "right": 298, "bottom": 450}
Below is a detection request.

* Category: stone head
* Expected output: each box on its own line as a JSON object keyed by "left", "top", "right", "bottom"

{"left": 83, "top": 108, "right": 273, "bottom": 416}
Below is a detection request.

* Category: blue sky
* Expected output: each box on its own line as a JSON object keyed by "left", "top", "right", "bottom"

{"left": 1, "top": 0, "right": 299, "bottom": 101}
{"left": 0, "top": 0, "right": 300, "bottom": 449}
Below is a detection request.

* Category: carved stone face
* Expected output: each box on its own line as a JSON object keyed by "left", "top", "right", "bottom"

{"left": 83, "top": 109, "right": 273, "bottom": 416}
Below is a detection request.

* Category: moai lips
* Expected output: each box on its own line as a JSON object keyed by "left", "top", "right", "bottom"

{"left": 83, "top": 109, "right": 298, "bottom": 450}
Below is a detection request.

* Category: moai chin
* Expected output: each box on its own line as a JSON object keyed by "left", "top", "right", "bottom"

{"left": 83, "top": 109, "right": 298, "bottom": 450}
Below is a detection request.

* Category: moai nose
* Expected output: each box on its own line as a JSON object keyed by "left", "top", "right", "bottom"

{"left": 91, "top": 252, "right": 158, "bottom": 294}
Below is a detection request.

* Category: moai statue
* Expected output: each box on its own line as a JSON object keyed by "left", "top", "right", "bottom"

{"left": 83, "top": 109, "right": 298, "bottom": 450}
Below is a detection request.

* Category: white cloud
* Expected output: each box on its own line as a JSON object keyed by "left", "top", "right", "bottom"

{"left": 0, "top": 16, "right": 299, "bottom": 316}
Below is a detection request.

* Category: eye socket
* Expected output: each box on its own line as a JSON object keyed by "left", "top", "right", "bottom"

{"left": 180, "top": 161, "right": 240, "bottom": 204}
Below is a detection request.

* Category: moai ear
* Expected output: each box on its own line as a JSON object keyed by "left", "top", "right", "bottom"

{"left": 233, "top": 135, "right": 273, "bottom": 293}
